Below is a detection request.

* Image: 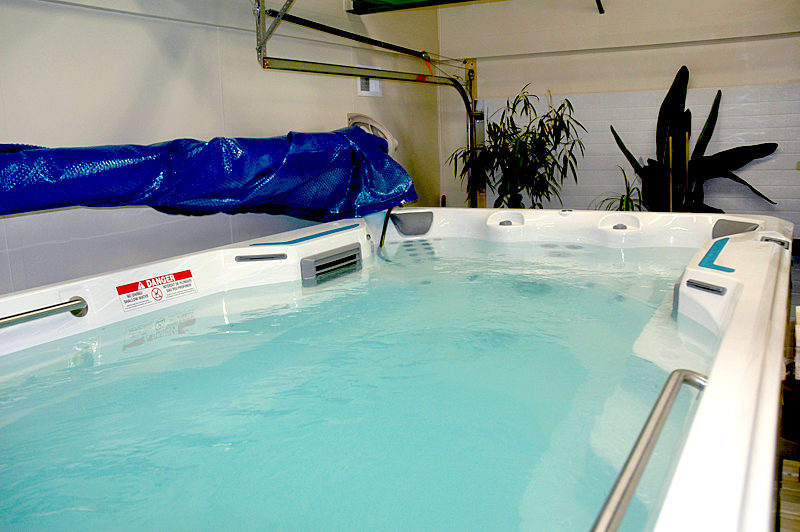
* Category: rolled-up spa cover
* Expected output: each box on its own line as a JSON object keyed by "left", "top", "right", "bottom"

{"left": 0, "top": 126, "right": 416, "bottom": 222}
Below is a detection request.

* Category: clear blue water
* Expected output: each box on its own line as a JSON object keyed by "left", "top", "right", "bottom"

{"left": 0, "top": 239, "right": 708, "bottom": 531}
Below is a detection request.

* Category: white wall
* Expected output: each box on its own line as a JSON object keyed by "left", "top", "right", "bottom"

{"left": 0, "top": 0, "right": 441, "bottom": 295}
{"left": 439, "top": 0, "right": 799, "bottom": 96}
{"left": 437, "top": 0, "right": 800, "bottom": 209}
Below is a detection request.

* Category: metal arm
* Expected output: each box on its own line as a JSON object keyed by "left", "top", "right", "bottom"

{"left": 261, "top": 58, "right": 470, "bottom": 110}
{"left": 260, "top": 58, "right": 475, "bottom": 189}
{"left": 254, "top": 0, "right": 477, "bottom": 207}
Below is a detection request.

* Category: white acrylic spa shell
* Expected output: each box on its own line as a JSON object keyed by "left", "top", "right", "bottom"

{"left": 0, "top": 208, "right": 792, "bottom": 532}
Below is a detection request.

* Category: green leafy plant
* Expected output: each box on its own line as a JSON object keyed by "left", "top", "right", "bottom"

{"left": 610, "top": 66, "right": 778, "bottom": 212}
{"left": 596, "top": 167, "right": 644, "bottom": 211}
{"left": 449, "top": 85, "right": 586, "bottom": 208}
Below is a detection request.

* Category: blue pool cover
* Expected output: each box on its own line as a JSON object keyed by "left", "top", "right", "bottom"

{"left": 0, "top": 126, "right": 416, "bottom": 222}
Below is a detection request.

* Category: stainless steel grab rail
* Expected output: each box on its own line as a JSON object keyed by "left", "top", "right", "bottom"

{"left": 0, "top": 297, "right": 88, "bottom": 329}
{"left": 591, "top": 368, "right": 708, "bottom": 532}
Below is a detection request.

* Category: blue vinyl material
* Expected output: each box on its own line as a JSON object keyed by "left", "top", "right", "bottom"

{"left": 0, "top": 126, "right": 416, "bottom": 222}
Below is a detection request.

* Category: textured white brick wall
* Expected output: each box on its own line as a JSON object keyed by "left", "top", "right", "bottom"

{"left": 483, "top": 83, "right": 800, "bottom": 236}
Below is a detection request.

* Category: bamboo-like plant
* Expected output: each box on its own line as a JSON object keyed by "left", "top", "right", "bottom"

{"left": 449, "top": 85, "right": 586, "bottom": 208}
{"left": 610, "top": 66, "right": 777, "bottom": 212}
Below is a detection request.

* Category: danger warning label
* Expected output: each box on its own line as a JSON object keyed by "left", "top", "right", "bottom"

{"left": 116, "top": 269, "right": 197, "bottom": 312}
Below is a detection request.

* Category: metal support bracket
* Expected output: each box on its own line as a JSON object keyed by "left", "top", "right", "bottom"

{"left": 464, "top": 59, "right": 483, "bottom": 208}
{"left": 255, "top": 0, "right": 296, "bottom": 59}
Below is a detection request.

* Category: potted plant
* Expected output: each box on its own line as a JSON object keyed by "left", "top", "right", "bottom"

{"left": 610, "top": 66, "right": 778, "bottom": 212}
{"left": 449, "top": 85, "right": 586, "bottom": 208}
{"left": 596, "top": 167, "right": 644, "bottom": 211}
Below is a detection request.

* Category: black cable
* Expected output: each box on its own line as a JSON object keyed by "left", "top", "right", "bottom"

{"left": 595, "top": 0, "right": 605, "bottom": 14}
{"left": 375, "top": 207, "right": 395, "bottom": 263}
{"left": 380, "top": 207, "right": 394, "bottom": 248}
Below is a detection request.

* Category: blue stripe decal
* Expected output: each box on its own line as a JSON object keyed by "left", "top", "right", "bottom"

{"left": 698, "top": 237, "right": 735, "bottom": 273}
{"left": 250, "top": 223, "right": 360, "bottom": 246}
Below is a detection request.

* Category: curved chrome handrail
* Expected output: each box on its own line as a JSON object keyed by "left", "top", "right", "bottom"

{"left": 591, "top": 368, "right": 708, "bottom": 532}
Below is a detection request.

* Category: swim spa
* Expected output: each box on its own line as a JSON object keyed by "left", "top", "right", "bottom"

{"left": 0, "top": 208, "right": 791, "bottom": 531}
